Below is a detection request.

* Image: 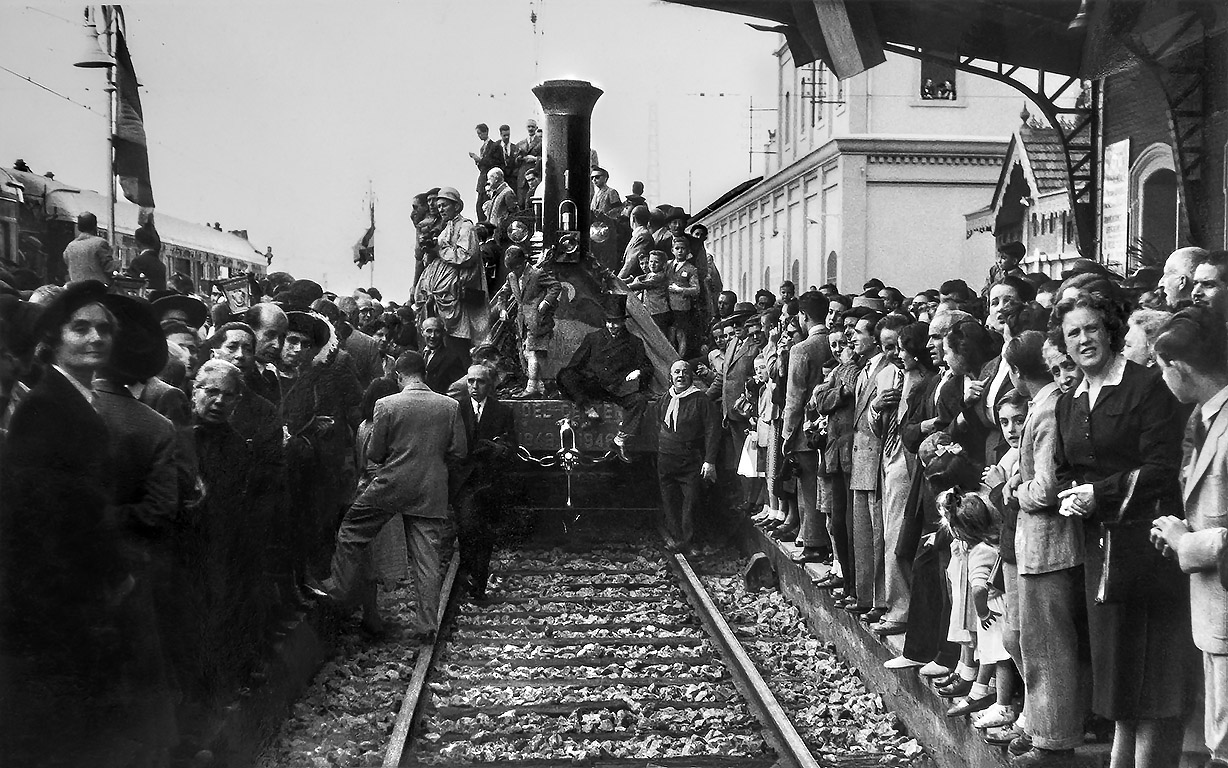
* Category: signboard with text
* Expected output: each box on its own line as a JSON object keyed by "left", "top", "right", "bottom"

{"left": 1101, "top": 139, "right": 1130, "bottom": 266}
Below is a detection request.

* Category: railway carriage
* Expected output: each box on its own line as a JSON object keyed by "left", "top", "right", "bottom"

{"left": 0, "top": 165, "right": 267, "bottom": 290}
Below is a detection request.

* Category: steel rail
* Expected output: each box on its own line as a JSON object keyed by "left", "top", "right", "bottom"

{"left": 667, "top": 550, "right": 822, "bottom": 768}
{"left": 382, "top": 552, "right": 461, "bottom": 768}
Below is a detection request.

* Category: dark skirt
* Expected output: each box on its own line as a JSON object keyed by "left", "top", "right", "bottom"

{"left": 1081, "top": 526, "right": 1199, "bottom": 720}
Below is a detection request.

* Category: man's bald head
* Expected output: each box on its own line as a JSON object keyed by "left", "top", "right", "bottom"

{"left": 1162, "top": 246, "right": 1210, "bottom": 306}
{"left": 486, "top": 167, "right": 504, "bottom": 185}
{"left": 421, "top": 317, "right": 444, "bottom": 349}
{"left": 244, "top": 303, "right": 288, "bottom": 365}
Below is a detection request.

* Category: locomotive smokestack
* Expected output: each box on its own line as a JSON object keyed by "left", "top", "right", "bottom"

{"left": 531, "top": 79, "right": 603, "bottom": 258}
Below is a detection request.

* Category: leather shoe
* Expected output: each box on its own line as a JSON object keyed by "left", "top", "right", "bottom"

{"left": 870, "top": 620, "right": 908, "bottom": 636}
{"left": 946, "top": 693, "right": 995, "bottom": 717}
{"left": 302, "top": 580, "right": 334, "bottom": 602}
{"left": 814, "top": 574, "right": 843, "bottom": 589}
{"left": 772, "top": 525, "right": 800, "bottom": 541}
{"left": 843, "top": 604, "right": 872, "bottom": 614}
{"left": 1007, "top": 733, "right": 1033, "bottom": 757}
{"left": 937, "top": 678, "right": 973, "bottom": 698}
{"left": 860, "top": 608, "right": 886, "bottom": 624}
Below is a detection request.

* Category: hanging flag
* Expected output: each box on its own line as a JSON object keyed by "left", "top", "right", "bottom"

{"left": 353, "top": 199, "right": 374, "bottom": 267}
{"left": 111, "top": 7, "right": 155, "bottom": 210}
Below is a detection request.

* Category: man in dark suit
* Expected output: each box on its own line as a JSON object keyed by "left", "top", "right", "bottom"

{"left": 421, "top": 316, "right": 471, "bottom": 394}
{"left": 469, "top": 123, "right": 501, "bottom": 221}
{"left": 557, "top": 294, "right": 652, "bottom": 459}
{"left": 494, "top": 123, "right": 518, "bottom": 182}
{"left": 454, "top": 364, "right": 517, "bottom": 601}
{"left": 62, "top": 211, "right": 117, "bottom": 284}
{"left": 658, "top": 360, "right": 720, "bottom": 554}
{"left": 313, "top": 351, "right": 467, "bottom": 644}
{"left": 782, "top": 292, "right": 832, "bottom": 561}
{"left": 715, "top": 307, "right": 761, "bottom": 510}
{"left": 242, "top": 303, "right": 289, "bottom": 404}
{"left": 516, "top": 119, "right": 543, "bottom": 194}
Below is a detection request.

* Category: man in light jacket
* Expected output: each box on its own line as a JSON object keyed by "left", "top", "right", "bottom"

{"left": 312, "top": 350, "right": 466, "bottom": 644}
{"left": 1151, "top": 308, "right": 1228, "bottom": 768}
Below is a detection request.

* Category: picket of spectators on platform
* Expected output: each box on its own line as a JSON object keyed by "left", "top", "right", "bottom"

{"left": 8, "top": 155, "right": 1228, "bottom": 768}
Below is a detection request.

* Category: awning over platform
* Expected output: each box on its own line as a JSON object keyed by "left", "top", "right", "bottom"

{"left": 666, "top": 0, "right": 1088, "bottom": 78}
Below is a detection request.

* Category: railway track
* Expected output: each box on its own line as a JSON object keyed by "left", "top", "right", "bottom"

{"left": 381, "top": 535, "right": 855, "bottom": 768}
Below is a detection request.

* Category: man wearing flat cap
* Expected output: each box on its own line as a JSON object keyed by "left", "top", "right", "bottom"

{"left": 62, "top": 212, "right": 118, "bottom": 285}
{"left": 557, "top": 294, "right": 652, "bottom": 459}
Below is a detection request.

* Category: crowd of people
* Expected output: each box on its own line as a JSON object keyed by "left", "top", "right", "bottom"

{"left": 5, "top": 168, "right": 1228, "bottom": 768}
{"left": 0, "top": 238, "right": 519, "bottom": 765}
{"left": 668, "top": 242, "right": 1228, "bottom": 768}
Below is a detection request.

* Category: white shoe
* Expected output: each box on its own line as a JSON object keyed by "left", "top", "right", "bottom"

{"left": 919, "top": 661, "right": 953, "bottom": 677}
{"left": 883, "top": 655, "right": 925, "bottom": 670}
{"left": 972, "top": 703, "right": 1017, "bottom": 729}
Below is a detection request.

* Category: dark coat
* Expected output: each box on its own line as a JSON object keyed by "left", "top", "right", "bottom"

{"left": 719, "top": 336, "right": 761, "bottom": 423}
{"left": 94, "top": 379, "right": 179, "bottom": 553}
{"left": 1, "top": 369, "right": 174, "bottom": 767}
{"left": 455, "top": 393, "right": 517, "bottom": 493}
{"left": 422, "top": 341, "right": 472, "bottom": 395}
{"left": 814, "top": 359, "right": 860, "bottom": 474}
{"left": 657, "top": 389, "right": 720, "bottom": 464}
{"left": 1055, "top": 358, "right": 1197, "bottom": 720}
{"left": 560, "top": 328, "right": 652, "bottom": 396}
{"left": 1, "top": 368, "right": 126, "bottom": 638}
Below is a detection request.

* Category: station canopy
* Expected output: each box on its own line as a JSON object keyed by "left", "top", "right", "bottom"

{"left": 665, "top": 0, "right": 1089, "bottom": 79}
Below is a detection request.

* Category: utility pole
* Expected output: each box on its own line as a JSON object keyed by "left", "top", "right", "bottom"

{"left": 646, "top": 100, "right": 659, "bottom": 205}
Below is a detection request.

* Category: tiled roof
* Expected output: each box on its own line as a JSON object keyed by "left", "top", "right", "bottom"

{"left": 1019, "top": 124, "right": 1067, "bottom": 195}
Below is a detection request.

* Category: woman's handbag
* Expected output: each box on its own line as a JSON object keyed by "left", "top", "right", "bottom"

{"left": 1094, "top": 469, "right": 1171, "bottom": 604}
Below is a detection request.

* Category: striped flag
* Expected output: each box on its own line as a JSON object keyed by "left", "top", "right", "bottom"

{"left": 111, "top": 7, "right": 155, "bottom": 210}
{"left": 353, "top": 200, "right": 375, "bottom": 267}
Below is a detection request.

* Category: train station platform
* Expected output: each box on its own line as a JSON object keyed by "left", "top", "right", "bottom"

{"left": 743, "top": 524, "right": 1212, "bottom": 768}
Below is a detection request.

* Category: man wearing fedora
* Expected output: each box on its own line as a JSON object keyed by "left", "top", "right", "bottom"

{"left": 557, "top": 294, "right": 652, "bottom": 460}
{"left": 63, "top": 211, "right": 117, "bottom": 285}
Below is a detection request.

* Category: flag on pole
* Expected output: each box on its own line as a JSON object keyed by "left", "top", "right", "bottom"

{"left": 353, "top": 199, "right": 375, "bottom": 267}
{"left": 111, "top": 8, "right": 155, "bottom": 210}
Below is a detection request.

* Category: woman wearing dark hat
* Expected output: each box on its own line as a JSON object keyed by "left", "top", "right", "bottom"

{"left": 415, "top": 186, "right": 489, "bottom": 349}
{"left": 279, "top": 309, "right": 362, "bottom": 584}
{"left": 0, "top": 280, "right": 163, "bottom": 765}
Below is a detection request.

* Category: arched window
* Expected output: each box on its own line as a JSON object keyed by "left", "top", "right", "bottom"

{"left": 1129, "top": 142, "right": 1179, "bottom": 263}
{"left": 826, "top": 251, "right": 838, "bottom": 285}
{"left": 791, "top": 259, "right": 801, "bottom": 287}
{"left": 764, "top": 266, "right": 771, "bottom": 291}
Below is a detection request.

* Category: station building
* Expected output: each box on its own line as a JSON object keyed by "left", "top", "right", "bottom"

{"left": 679, "top": 0, "right": 1227, "bottom": 292}
{"left": 698, "top": 48, "right": 1025, "bottom": 297}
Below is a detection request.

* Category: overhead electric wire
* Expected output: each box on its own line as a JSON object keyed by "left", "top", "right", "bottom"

{"left": 0, "top": 62, "right": 107, "bottom": 118}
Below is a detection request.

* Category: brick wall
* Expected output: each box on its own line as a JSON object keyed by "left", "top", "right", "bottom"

{"left": 1103, "top": 31, "right": 1228, "bottom": 250}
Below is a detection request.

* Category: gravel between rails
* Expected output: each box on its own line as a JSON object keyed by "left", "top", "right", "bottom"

{"left": 690, "top": 554, "right": 931, "bottom": 767}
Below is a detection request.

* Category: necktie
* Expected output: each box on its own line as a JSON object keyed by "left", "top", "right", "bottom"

{"left": 474, "top": 401, "right": 483, "bottom": 424}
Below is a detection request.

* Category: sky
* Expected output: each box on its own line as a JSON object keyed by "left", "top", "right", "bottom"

{"left": 0, "top": 1, "right": 779, "bottom": 299}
